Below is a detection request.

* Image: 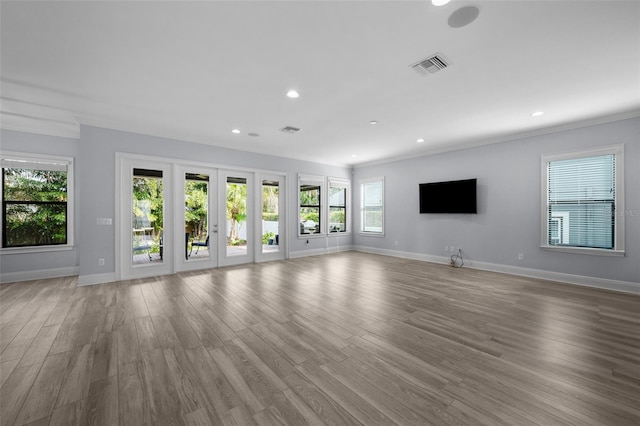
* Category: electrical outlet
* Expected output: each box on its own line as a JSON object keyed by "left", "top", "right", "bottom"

{"left": 445, "top": 245, "right": 449, "bottom": 252}
{"left": 394, "top": 241, "right": 399, "bottom": 246}
{"left": 98, "top": 258, "right": 105, "bottom": 266}
{"left": 518, "top": 253, "right": 524, "bottom": 261}
{"left": 450, "top": 246, "right": 455, "bottom": 252}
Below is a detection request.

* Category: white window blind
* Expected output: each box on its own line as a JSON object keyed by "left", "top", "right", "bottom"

{"left": 360, "top": 178, "right": 384, "bottom": 234}
{"left": 1, "top": 157, "right": 69, "bottom": 172}
{"left": 546, "top": 154, "right": 615, "bottom": 249}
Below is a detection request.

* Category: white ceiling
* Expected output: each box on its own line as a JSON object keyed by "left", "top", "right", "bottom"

{"left": 1, "top": 0, "right": 639, "bottom": 167}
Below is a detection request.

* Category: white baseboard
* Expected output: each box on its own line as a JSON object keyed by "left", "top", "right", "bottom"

{"left": 0, "top": 266, "right": 79, "bottom": 284}
{"left": 352, "top": 245, "right": 640, "bottom": 295}
{"left": 352, "top": 245, "right": 447, "bottom": 264}
{"left": 4, "top": 248, "right": 636, "bottom": 295}
{"left": 78, "top": 272, "right": 117, "bottom": 286}
{"left": 289, "top": 244, "right": 354, "bottom": 259}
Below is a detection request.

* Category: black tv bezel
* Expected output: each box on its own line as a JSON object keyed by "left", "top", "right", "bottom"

{"left": 419, "top": 178, "right": 477, "bottom": 214}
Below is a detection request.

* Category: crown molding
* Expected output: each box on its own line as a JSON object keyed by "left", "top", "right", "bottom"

{"left": 353, "top": 110, "right": 640, "bottom": 169}
{"left": 1, "top": 95, "right": 80, "bottom": 139}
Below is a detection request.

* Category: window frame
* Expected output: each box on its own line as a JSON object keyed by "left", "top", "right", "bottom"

{"left": 298, "top": 174, "right": 325, "bottom": 238}
{"left": 1, "top": 151, "right": 75, "bottom": 253}
{"left": 540, "top": 145, "right": 624, "bottom": 256}
{"left": 328, "top": 177, "right": 350, "bottom": 235}
{"left": 359, "top": 176, "right": 385, "bottom": 236}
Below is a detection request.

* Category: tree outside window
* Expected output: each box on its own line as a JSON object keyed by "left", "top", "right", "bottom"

{"left": 2, "top": 156, "right": 71, "bottom": 248}
{"left": 300, "top": 184, "right": 320, "bottom": 234}
{"left": 329, "top": 178, "right": 349, "bottom": 233}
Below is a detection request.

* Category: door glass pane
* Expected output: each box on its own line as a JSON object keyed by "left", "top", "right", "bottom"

{"left": 262, "top": 180, "right": 279, "bottom": 254}
{"left": 226, "top": 177, "right": 247, "bottom": 256}
{"left": 132, "top": 169, "right": 163, "bottom": 265}
{"left": 185, "top": 173, "right": 209, "bottom": 260}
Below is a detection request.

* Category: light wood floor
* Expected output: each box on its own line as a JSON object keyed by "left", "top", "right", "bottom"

{"left": 1, "top": 252, "right": 639, "bottom": 426}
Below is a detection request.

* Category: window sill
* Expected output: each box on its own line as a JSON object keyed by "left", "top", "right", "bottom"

{"left": 1, "top": 245, "right": 75, "bottom": 255}
{"left": 328, "top": 231, "right": 351, "bottom": 237}
{"left": 541, "top": 245, "right": 625, "bottom": 257}
{"left": 298, "top": 233, "right": 325, "bottom": 239}
{"left": 357, "top": 232, "right": 385, "bottom": 238}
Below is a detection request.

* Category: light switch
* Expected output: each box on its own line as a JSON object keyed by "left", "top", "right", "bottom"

{"left": 97, "top": 218, "right": 112, "bottom": 226}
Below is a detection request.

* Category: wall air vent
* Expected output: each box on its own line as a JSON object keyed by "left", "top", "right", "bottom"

{"left": 280, "top": 126, "right": 301, "bottom": 133}
{"left": 410, "top": 54, "right": 449, "bottom": 76}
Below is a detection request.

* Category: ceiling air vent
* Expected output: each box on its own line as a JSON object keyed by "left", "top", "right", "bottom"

{"left": 410, "top": 54, "right": 449, "bottom": 76}
{"left": 280, "top": 126, "right": 301, "bottom": 134}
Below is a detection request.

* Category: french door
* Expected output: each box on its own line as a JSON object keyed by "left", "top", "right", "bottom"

{"left": 255, "top": 174, "right": 286, "bottom": 262}
{"left": 219, "top": 170, "right": 254, "bottom": 267}
{"left": 118, "top": 156, "right": 286, "bottom": 279}
{"left": 176, "top": 166, "right": 218, "bottom": 272}
{"left": 119, "top": 158, "right": 173, "bottom": 280}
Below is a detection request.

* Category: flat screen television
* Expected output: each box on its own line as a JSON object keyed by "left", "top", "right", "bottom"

{"left": 419, "top": 178, "right": 477, "bottom": 214}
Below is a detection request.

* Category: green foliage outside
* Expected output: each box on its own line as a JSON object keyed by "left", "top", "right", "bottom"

{"left": 329, "top": 209, "right": 346, "bottom": 232}
{"left": 299, "top": 187, "right": 319, "bottom": 205}
{"left": 262, "top": 212, "right": 279, "bottom": 222}
{"left": 262, "top": 185, "right": 279, "bottom": 223}
{"left": 227, "top": 182, "right": 247, "bottom": 244}
{"left": 299, "top": 186, "right": 320, "bottom": 224}
{"left": 132, "top": 176, "right": 163, "bottom": 247}
{"left": 3, "top": 168, "right": 67, "bottom": 247}
{"left": 262, "top": 185, "right": 278, "bottom": 214}
{"left": 185, "top": 180, "right": 208, "bottom": 239}
{"left": 262, "top": 231, "right": 275, "bottom": 244}
{"left": 300, "top": 209, "right": 319, "bottom": 222}
{"left": 330, "top": 210, "right": 345, "bottom": 224}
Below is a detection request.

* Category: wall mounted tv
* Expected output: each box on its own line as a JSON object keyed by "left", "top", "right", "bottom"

{"left": 419, "top": 178, "right": 477, "bottom": 214}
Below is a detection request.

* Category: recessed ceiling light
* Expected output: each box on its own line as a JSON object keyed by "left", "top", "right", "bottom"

{"left": 286, "top": 90, "right": 300, "bottom": 98}
{"left": 369, "top": 120, "right": 378, "bottom": 125}
{"left": 432, "top": 0, "right": 451, "bottom": 6}
{"left": 531, "top": 111, "right": 544, "bottom": 117}
{"left": 417, "top": 138, "right": 425, "bottom": 143}
{"left": 231, "top": 129, "right": 240, "bottom": 134}
{"left": 351, "top": 154, "right": 358, "bottom": 158}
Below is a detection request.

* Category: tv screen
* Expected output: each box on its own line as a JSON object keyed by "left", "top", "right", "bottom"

{"left": 419, "top": 178, "right": 477, "bottom": 214}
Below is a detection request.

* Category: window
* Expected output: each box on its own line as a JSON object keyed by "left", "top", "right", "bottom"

{"left": 542, "top": 146, "right": 624, "bottom": 254}
{"left": 329, "top": 178, "right": 350, "bottom": 233}
{"left": 299, "top": 175, "right": 323, "bottom": 236}
{"left": 360, "top": 177, "right": 384, "bottom": 234}
{"left": 2, "top": 152, "right": 74, "bottom": 248}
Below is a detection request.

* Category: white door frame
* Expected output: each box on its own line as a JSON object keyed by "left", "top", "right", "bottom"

{"left": 219, "top": 169, "right": 254, "bottom": 267}
{"left": 255, "top": 173, "right": 286, "bottom": 263}
{"left": 175, "top": 164, "right": 218, "bottom": 272}
{"left": 117, "top": 156, "right": 173, "bottom": 280}
{"left": 116, "top": 154, "right": 289, "bottom": 280}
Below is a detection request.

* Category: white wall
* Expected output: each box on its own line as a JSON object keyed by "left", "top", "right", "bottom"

{"left": 78, "top": 125, "right": 352, "bottom": 279}
{"left": 0, "top": 126, "right": 352, "bottom": 282}
{"left": 353, "top": 118, "right": 639, "bottom": 290}
{"left": 3, "top": 118, "right": 638, "bottom": 292}
{"left": 0, "top": 130, "right": 80, "bottom": 279}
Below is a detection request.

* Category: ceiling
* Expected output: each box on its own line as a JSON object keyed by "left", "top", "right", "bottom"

{"left": 1, "top": 0, "right": 639, "bottom": 167}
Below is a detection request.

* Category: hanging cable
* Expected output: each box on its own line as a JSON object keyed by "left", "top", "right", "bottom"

{"left": 450, "top": 248, "right": 464, "bottom": 268}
